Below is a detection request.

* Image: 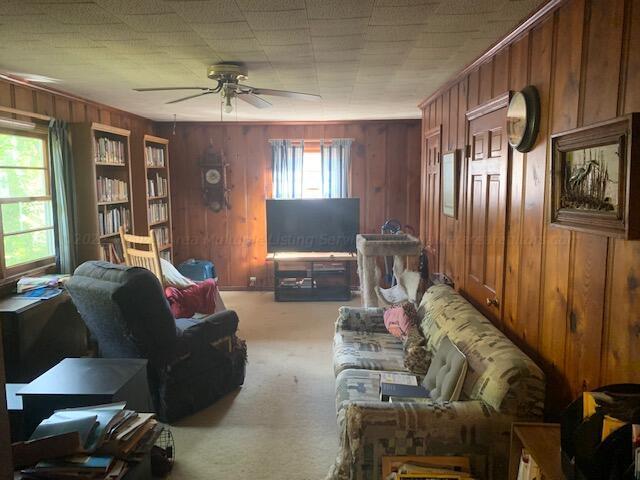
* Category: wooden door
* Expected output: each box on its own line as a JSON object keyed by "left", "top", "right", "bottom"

{"left": 464, "top": 96, "right": 509, "bottom": 321}
{"left": 421, "top": 127, "right": 441, "bottom": 273}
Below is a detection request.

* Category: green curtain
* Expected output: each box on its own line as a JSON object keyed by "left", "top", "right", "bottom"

{"left": 49, "top": 119, "right": 78, "bottom": 273}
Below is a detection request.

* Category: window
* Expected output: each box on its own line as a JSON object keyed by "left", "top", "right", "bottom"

{"left": 0, "top": 130, "right": 55, "bottom": 276}
{"left": 301, "top": 150, "right": 322, "bottom": 198}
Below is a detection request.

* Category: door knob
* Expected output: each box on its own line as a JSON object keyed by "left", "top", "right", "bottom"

{"left": 486, "top": 297, "right": 499, "bottom": 307}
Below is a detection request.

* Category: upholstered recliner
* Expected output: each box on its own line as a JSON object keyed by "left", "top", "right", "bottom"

{"left": 66, "top": 261, "right": 247, "bottom": 422}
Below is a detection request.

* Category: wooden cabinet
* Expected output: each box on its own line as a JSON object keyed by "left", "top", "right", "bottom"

{"left": 70, "top": 123, "right": 134, "bottom": 264}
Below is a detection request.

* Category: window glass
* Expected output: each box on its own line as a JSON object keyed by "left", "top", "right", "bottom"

{"left": 0, "top": 168, "right": 47, "bottom": 198}
{"left": 0, "top": 131, "right": 55, "bottom": 274}
{"left": 302, "top": 151, "right": 322, "bottom": 198}
{"left": 4, "top": 229, "right": 56, "bottom": 268}
{"left": 2, "top": 201, "right": 54, "bottom": 234}
{"left": 0, "top": 133, "right": 45, "bottom": 167}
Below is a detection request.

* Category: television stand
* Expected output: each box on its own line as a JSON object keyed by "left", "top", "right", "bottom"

{"left": 266, "top": 252, "right": 356, "bottom": 302}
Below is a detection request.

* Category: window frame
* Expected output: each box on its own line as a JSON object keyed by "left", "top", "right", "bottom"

{"left": 0, "top": 125, "right": 56, "bottom": 280}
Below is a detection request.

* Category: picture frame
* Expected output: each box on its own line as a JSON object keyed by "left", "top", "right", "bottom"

{"left": 550, "top": 113, "right": 639, "bottom": 239}
{"left": 441, "top": 150, "right": 459, "bottom": 218}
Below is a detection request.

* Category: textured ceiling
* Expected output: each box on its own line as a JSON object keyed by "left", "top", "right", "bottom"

{"left": 0, "top": 0, "right": 545, "bottom": 121}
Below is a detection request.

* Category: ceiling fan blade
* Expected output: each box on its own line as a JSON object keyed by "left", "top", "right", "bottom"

{"left": 165, "top": 91, "right": 214, "bottom": 104}
{"left": 238, "top": 93, "right": 272, "bottom": 109}
{"left": 245, "top": 86, "right": 322, "bottom": 101}
{"left": 134, "top": 87, "right": 210, "bottom": 92}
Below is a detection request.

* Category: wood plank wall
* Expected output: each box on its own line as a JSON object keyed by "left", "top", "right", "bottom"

{"left": 156, "top": 121, "right": 421, "bottom": 289}
{"left": 419, "top": 0, "right": 640, "bottom": 416}
{"left": 0, "top": 77, "right": 155, "bottom": 233}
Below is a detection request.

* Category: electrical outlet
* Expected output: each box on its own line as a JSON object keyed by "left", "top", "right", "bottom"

{"left": 248, "top": 276, "right": 256, "bottom": 287}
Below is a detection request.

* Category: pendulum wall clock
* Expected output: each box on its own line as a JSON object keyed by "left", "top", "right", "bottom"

{"left": 199, "top": 144, "right": 230, "bottom": 212}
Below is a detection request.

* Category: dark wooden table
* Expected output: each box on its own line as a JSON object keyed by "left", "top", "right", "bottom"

{"left": 18, "top": 357, "right": 153, "bottom": 437}
{"left": 0, "top": 292, "right": 87, "bottom": 383}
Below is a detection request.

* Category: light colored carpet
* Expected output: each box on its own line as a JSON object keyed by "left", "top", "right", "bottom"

{"left": 168, "top": 291, "right": 359, "bottom": 480}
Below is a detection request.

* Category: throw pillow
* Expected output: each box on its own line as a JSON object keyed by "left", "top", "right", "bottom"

{"left": 403, "top": 326, "right": 430, "bottom": 375}
{"left": 161, "top": 258, "right": 196, "bottom": 289}
{"left": 421, "top": 335, "right": 467, "bottom": 402}
{"left": 383, "top": 305, "right": 415, "bottom": 338}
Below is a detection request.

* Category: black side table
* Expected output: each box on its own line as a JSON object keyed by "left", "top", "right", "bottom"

{"left": 18, "top": 357, "right": 153, "bottom": 437}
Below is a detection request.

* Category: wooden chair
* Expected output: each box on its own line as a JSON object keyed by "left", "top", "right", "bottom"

{"left": 119, "top": 226, "right": 164, "bottom": 284}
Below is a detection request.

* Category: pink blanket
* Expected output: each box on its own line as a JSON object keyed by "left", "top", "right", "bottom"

{"left": 165, "top": 278, "right": 218, "bottom": 318}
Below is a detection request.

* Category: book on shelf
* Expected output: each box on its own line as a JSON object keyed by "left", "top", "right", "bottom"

{"left": 16, "top": 402, "right": 162, "bottom": 480}
{"left": 99, "top": 207, "right": 131, "bottom": 236}
{"left": 100, "top": 241, "right": 124, "bottom": 264}
{"left": 145, "top": 145, "right": 165, "bottom": 167}
{"left": 146, "top": 173, "right": 168, "bottom": 198}
{"left": 160, "top": 250, "right": 172, "bottom": 262}
{"left": 148, "top": 201, "right": 168, "bottom": 223}
{"left": 97, "top": 177, "right": 128, "bottom": 203}
{"left": 94, "top": 137, "right": 126, "bottom": 165}
{"left": 152, "top": 226, "right": 170, "bottom": 247}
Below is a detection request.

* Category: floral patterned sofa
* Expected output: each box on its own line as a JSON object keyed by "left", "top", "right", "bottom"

{"left": 327, "top": 284, "right": 545, "bottom": 480}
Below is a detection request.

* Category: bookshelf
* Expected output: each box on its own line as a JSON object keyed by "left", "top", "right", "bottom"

{"left": 71, "top": 123, "right": 134, "bottom": 264}
{"left": 143, "top": 135, "right": 172, "bottom": 262}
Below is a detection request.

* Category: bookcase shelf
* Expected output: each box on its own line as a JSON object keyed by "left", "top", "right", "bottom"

{"left": 143, "top": 135, "right": 173, "bottom": 263}
{"left": 71, "top": 122, "right": 134, "bottom": 264}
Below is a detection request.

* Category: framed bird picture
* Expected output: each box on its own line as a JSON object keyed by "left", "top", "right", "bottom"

{"left": 550, "top": 113, "right": 639, "bottom": 239}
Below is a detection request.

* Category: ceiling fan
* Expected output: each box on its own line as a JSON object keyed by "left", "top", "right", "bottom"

{"left": 134, "top": 62, "right": 321, "bottom": 113}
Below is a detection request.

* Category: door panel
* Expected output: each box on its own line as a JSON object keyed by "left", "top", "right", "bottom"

{"left": 464, "top": 106, "right": 508, "bottom": 322}
{"left": 422, "top": 129, "right": 441, "bottom": 272}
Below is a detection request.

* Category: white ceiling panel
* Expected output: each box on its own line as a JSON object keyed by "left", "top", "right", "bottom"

{"left": 0, "top": 0, "right": 545, "bottom": 121}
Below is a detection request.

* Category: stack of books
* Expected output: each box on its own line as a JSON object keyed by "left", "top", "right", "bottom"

{"left": 379, "top": 372, "right": 430, "bottom": 403}
{"left": 16, "top": 275, "right": 70, "bottom": 294}
{"left": 15, "top": 402, "right": 162, "bottom": 479}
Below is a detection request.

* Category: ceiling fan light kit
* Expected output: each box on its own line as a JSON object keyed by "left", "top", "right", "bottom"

{"left": 134, "top": 62, "right": 321, "bottom": 115}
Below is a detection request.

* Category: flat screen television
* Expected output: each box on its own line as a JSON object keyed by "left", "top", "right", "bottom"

{"left": 266, "top": 198, "right": 360, "bottom": 253}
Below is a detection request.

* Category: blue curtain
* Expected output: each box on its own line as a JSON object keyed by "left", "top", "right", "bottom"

{"left": 49, "top": 119, "right": 78, "bottom": 273}
{"left": 271, "top": 139, "right": 304, "bottom": 199}
{"left": 321, "top": 138, "right": 352, "bottom": 198}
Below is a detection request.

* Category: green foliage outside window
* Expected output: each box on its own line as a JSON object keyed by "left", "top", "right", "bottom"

{"left": 0, "top": 132, "right": 56, "bottom": 270}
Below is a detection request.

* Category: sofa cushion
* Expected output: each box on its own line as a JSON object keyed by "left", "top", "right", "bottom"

{"left": 334, "top": 368, "right": 385, "bottom": 414}
{"left": 333, "top": 331, "right": 407, "bottom": 376}
{"left": 421, "top": 335, "right": 467, "bottom": 402}
{"left": 335, "top": 368, "right": 419, "bottom": 414}
{"left": 418, "top": 284, "right": 545, "bottom": 417}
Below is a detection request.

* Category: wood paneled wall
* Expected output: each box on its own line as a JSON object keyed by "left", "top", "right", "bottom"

{"left": 0, "top": 76, "right": 155, "bottom": 233}
{"left": 156, "top": 121, "right": 421, "bottom": 289}
{"left": 419, "top": 0, "right": 640, "bottom": 416}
